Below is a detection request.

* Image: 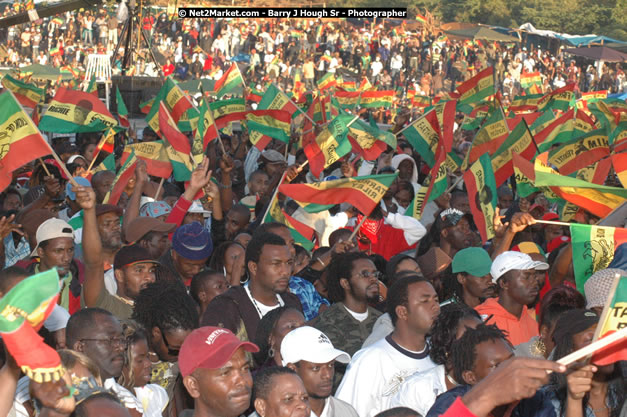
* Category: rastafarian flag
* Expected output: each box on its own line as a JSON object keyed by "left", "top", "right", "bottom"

{"left": 465, "top": 153, "right": 498, "bottom": 243}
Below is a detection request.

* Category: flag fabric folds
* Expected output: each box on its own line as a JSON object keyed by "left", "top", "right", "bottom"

{"left": 121, "top": 141, "right": 173, "bottom": 179}
{"left": 39, "top": 88, "right": 118, "bottom": 133}
{"left": 1, "top": 75, "right": 44, "bottom": 108}
{"left": 103, "top": 149, "right": 138, "bottom": 205}
{"left": 214, "top": 63, "right": 244, "bottom": 99}
{"left": 465, "top": 153, "right": 498, "bottom": 243}
{"left": 159, "top": 102, "right": 194, "bottom": 181}
{"left": 115, "top": 87, "right": 130, "bottom": 128}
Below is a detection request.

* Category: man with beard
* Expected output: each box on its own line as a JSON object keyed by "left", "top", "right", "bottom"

{"left": 201, "top": 233, "right": 302, "bottom": 342}
{"left": 311, "top": 252, "right": 382, "bottom": 358}
{"left": 77, "top": 185, "right": 158, "bottom": 321}
{"left": 476, "top": 251, "right": 548, "bottom": 345}
{"left": 181, "top": 327, "right": 258, "bottom": 417}
{"left": 336, "top": 275, "right": 440, "bottom": 417}
{"left": 447, "top": 247, "right": 495, "bottom": 308}
{"left": 281, "top": 326, "right": 359, "bottom": 417}
{"left": 96, "top": 204, "right": 125, "bottom": 295}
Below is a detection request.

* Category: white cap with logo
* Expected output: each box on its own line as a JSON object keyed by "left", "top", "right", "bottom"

{"left": 490, "top": 251, "right": 549, "bottom": 283}
{"left": 281, "top": 326, "right": 351, "bottom": 366}
{"left": 30, "top": 218, "right": 74, "bottom": 257}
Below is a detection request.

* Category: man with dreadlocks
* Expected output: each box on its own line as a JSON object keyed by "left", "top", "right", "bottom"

{"left": 132, "top": 280, "right": 199, "bottom": 417}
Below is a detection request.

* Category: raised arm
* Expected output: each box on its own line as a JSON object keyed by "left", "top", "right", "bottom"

{"left": 75, "top": 185, "right": 103, "bottom": 307}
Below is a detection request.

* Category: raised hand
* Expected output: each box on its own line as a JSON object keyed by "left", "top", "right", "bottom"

{"left": 189, "top": 157, "right": 213, "bottom": 192}
{"left": 0, "top": 215, "right": 23, "bottom": 240}
{"left": 135, "top": 159, "right": 149, "bottom": 185}
{"left": 493, "top": 207, "right": 508, "bottom": 239}
{"left": 73, "top": 185, "right": 96, "bottom": 211}
{"left": 219, "top": 153, "right": 234, "bottom": 175}
{"left": 508, "top": 212, "right": 536, "bottom": 234}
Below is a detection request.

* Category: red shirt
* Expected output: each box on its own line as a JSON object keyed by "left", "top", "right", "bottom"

{"left": 163, "top": 63, "right": 175, "bottom": 76}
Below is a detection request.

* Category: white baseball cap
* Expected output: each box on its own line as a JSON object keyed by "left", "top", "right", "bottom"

{"left": 189, "top": 200, "right": 211, "bottom": 217}
{"left": 490, "top": 251, "right": 549, "bottom": 283}
{"left": 281, "top": 326, "right": 350, "bottom": 366}
{"left": 31, "top": 218, "right": 75, "bottom": 257}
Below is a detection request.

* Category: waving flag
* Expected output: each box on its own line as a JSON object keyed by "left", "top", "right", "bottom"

{"left": 121, "top": 141, "right": 172, "bottom": 179}
{"left": 455, "top": 67, "right": 494, "bottom": 105}
{"left": 535, "top": 109, "right": 574, "bottom": 153}
{"left": 548, "top": 129, "right": 610, "bottom": 175}
{"left": 491, "top": 120, "right": 536, "bottom": 186}
{"left": 214, "top": 63, "right": 244, "bottom": 99}
{"left": 159, "top": 102, "right": 193, "bottom": 181}
{"left": 146, "top": 77, "right": 194, "bottom": 137}
{"left": 210, "top": 98, "right": 247, "bottom": 129}
{"left": 407, "top": 146, "right": 448, "bottom": 219}
{"left": 39, "top": 88, "right": 118, "bottom": 133}
{"left": 304, "top": 114, "right": 355, "bottom": 177}
{"left": 115, "top": 87, "right": 129, "bottom": 128}
{"left": 264, "top": 195, "right": 315, "bottom": 251}
{"left": 246, "top": 109, "right": 291, "bottom": 148}
{"left": 359, "top": 90, "right": 395, "bottom": 108}
{"left": 94, "top": 128, "right": 116, "bottom": 156}
{"left": 465, "top": 106, "right": 509, "bottom": 168}
{"left": 520, "top": 71, "right": 542, "bottom": 89}
{"left": 85, "top": 75, "right": 97, "bottom": 96}
{"left": 591, "top": 275, "right": 627, "bottom": 365}
{"left": 465, "top": 153, "right": 498, "bottom": 243}
{"left": 1, "top": 74, "right": 44, "bottom": 108}
{"left": 0, "top": 91, "right": 53, "bottom": 192}
{"left": 194, "top": 97, "right": 220, "bottom": 164}
{"left": 103, "top": 149, "right": 137, "bottom": 205}
{"left": 280, "top": 172, "right": 398, "bottom": 215}
{"left": 402, "top": 110, "right": 441, "bottom": 167}
{"left": 317, "top": 73, "right": 337, "bottom": 91}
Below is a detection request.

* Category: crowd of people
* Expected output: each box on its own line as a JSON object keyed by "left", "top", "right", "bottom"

{"left": 0, "top": 3, "right": 626, "bottom": 417}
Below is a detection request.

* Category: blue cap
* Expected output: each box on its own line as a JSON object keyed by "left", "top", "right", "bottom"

{"left": 65, "top": 177, "right": 91, "bottom": 201}
{"left": 172, "top": 221, "right": 213, "bottom": 261}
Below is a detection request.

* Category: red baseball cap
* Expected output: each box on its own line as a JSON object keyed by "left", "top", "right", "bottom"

{"left": 179, "top": 327, "right": 259, "bottom": 377}
{"left": 542, "top": 212, "right": 560, "bottom": 221}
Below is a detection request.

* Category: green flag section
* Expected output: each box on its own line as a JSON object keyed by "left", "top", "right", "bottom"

{"left": 115, "top": 87, "right": 129, "bottom": 128}
{"left": 85, "top": 75, "right": 97, "bottom": 96}
{"left": 455, "top": 66, "right": 494, "bottom": 105}
{"left": 537, "top": 84, "right": 575, "bottom": 112}
{"left": 588, "top": 100, "right": 621, "bottom": 133}
{"left": 347, "top": 116, "right": 396, "bottom": 161}
{"left": 335, "top": 90, "right": 361, "bottom": 110}
{"left": 465, "top": 153, "right": 498, "bottom": 243}
{"left": 210, "top": 98, "right": 247, "bottom": 129}
{"left": 535, "top": 109, "right": 574, "bottom": 153}
{"left": 121, "top": 141, "right": 173, "bottom": 179}
{"left": 548, "top": 129, "right": 610, "bottom": 175}
{"left": 359, "top": 90, "right": 395, "bottom": 108}
{"left": 103, "top": 148, "right": 137, "bottom": 205}
{"left": 402, "top": 109, "right": 440, "bottom": 167}
{"left": 530, "top": 110, "right": 557, "bottom": 135}
{"left": 145, "top": 77, "right": 194, "bottom": 137}
{"left": 246, "top": 110, "right": 291, "bottom": 148}
{"left": 214, "top": 63, "right": 244, "bottom": 99}
{"left": 303, "top": 114, "right": 355, "bottom": 177}
{"left": 279, "top": 172, "right": 398, "bottom": 216}
{"left": 591, "top": 275, "right": 627, "bottom": 365}
{"left": 317, "top": 72, "right": 337, "bottom": 91}
{"left": 39, "top": 87, "right": 118, "bottom": 133}
{"left": 571, "top": 224, "right": 627, "bottom": 291}
{"left": 491, "top": 120, "right": 536, "bottom": 187}
{"left": 0, "top": 91, "right": 53, "bottom": 192}
{"left": 574, "top": 109, "right": 597, "bottom": 136}
{"left": 465, "top": 106, "right": 509, "bottom": 169}
{"left": 1, "top": 74, "right": 44, "bottom": 108}
{"left": 91, "top": 152, "right": 115, "bottom": 175}
{"left": 264, "top": 196, "right": 315, "bottom": 251}
{"left": 534, "top": 160, "right": 627, "bottom": 218}
{"left": 520, "top": 71, "right": 542, "bottom": 89}
{"left": 159, "top": 102, "right": 193, "bottom": 181}
{"left": 508, "top": 93, "right": 543, "bottom": 113}
{"left": 249, "top": 84, "right": 302, "bottom": 151}
{"left": 0, "top": 268, "right": 64, "bottom": 383}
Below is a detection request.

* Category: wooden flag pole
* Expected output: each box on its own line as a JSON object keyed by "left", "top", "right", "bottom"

{"left": 85, "top": 151, "right": 100, "bottom": 175}
{"left": 557, "top": 326, "right": 627, "bottom": 367}
{"left": 38, "top": 158, "right": 51, "bottom": 176}
{"left": 48, "top": 147, "right": 79, "bottom": 187}
{"left": 446, "top": 175, "right": 464, "bottom": 193}
{"left": 154, "top": 177, "right": 165, "bottom": 200}
{"left": 271, "top": 82, "right": 315, "bottom": 124}
{"left": 348, "top": 213, "right": 369, "bottom": 241}
{"left": 534, "top": 219, "right": 618, "bottom": 229}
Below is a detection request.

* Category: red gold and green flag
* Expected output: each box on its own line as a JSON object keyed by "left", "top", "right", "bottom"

{"left": 346, "top": 114, "right": 396, "bottom": 161}
{"left": 210, "top": 98, "right": 247, "bottom": 129}
{"left": 317, "top": 72, "right": 337, "bottom": 91}
{"left": 0, "top": 268, "right": 64, "bottom": 383}
{"left": 537, "top": 83, "right": 575, "bottom": 112}
{"left": 103, "top": 148, "right": 137, "bottom": 205}
{"left": 591, "top": 275, "right": 627, "bottom": 365}
{"left": 612, "top": 153, "right": 627, "bottom": 188}
{"left": 303, "top": 114, "right": 356, "bottom": 177}
{"left": 115, "top": 86, "right": 129, "bottom": 128}
{"left": 335, "top": 90, "right": 361, "bottom": 110}
{"left": 246, "top": 109, "right": 291, "bottom": 148}
{"left": 520, "top": 71, "right": 542, "bottom": 89}
{"left": 213, "top": 63, "right": 244, "bottom": 99}
{"left": 94, "top": 128, "right": 115, "bottom": 156}
{"left": 1, "top": 74, "right": 43, "bottom": 108}
{"left": 140, "top": 97, "right": 154, "bottom": 114}
{"left": 548, "top": 129, "right": 609, "bottom": 175}
{"left": 574, "top": 109, "right": 597, "bottom": 136}
{"left": 195, "top": 97, "right": 220, "bottom": 163}
{"left": 85, "top": 75, "right": 97, "bottom": 96}
{"left": 39, "top": 87, "right": 118, "bottom": 133}
{"left": 411, "top": 95, "right": 431, "bottom": 108}
{"left": 402, "top": 109, "right": 441, "bottom": 167}
{"left": 465, "top": 105, "right": 509, "bottom": 169}
{"left": 571, "top": 224, "right": 627, "bottom": 291}
{"left": 359, "top": 90, "right": 395, "bottom": 108}
{"left": 0, "top": 91, "right": 53, "bottom": 192}
{"left": 465, "top": 153, "right": 498, "bottom": 243}
{"left": 90, "top": 153, "right": 115, "bottom": 177}
{"left": 455, "top": 66, "right": 494, "bottom": 105}
{"left": 158, "top": 102, "right": 194, "bottom": 181}
{"left": 508, "top": 93, "right": 543, "bottom": 113}
{"left": 264, "top": 195, "right": 315, "bottom": 251}
{"left": 121, "top": 140, "right": 173, "bottom": 179}
{"left": 146, "top": 77, "right": 194, "bottom": 137}
{"left": 406, "top": 146, "right": 447, "bottom": 219}
{"left": 279, "top": 172, "right": 399, "bottom": 215}
{"left": 491, "top": 120, "right": 536, "bottom": 186}
{"left": 535, "top": 108, "right": 575, "bottom": 153}
{"left": 415, "top": 14, "right": 427, "bottom": 24}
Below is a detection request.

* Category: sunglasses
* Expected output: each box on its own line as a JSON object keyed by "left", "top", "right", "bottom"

{"left": 158, "top": 327, "right": 180, "bottom": 357}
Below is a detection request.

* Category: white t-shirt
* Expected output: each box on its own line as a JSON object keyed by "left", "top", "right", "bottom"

{"left": 390, "top": 364, "right": 447, "bottom": 416}
{"left": 343, "top": 305, "right": 368, "bottom": 322}
{"left": 336, "top": 335, "right": 436, "bottom": 417}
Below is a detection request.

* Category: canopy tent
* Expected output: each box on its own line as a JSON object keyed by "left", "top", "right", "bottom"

{"left": 444, "top": 26, "right": 519, "bottom": 42}
{"left": 605, "top": 43, "right": 627, "bottom": 54}
{"left": 14, "top": 64, "right": 73, "bottom": 81}
{"left": 565, "top": 46, "right": 627, "bottom": 62}
{"left": 518, "top": 23, "right": 627, "bottom": 47}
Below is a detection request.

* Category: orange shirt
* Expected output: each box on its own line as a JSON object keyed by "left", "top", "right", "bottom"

{"left": 475, "top": 298, "right": 539, "bottom": 346}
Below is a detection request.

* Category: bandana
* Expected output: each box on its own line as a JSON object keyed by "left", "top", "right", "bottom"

{"left": 0, "top": 269, "right": 63, "bottom": 382}
{"left": 357, "top": 214, "right": 383, "bottom": 244}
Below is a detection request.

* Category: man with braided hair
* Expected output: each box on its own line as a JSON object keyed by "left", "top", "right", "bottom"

{"left": 132, "top": 280, "right": 199, "bottom": 416}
